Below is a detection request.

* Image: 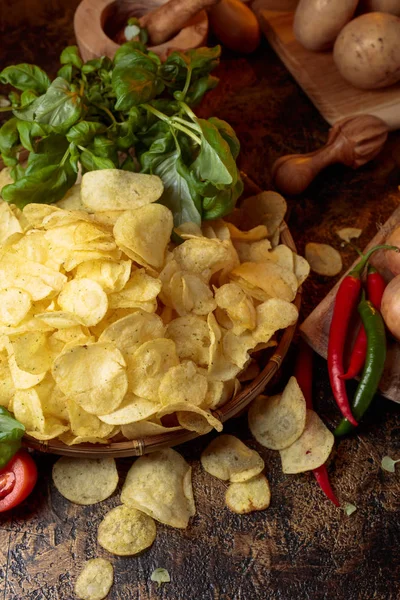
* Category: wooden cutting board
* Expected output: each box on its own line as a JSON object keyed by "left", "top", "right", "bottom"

{"left": 258, "top": 9, "right": 400, "bottom": 130}
{"left": 301, "top": 204, "right": 400, "bottom": 403}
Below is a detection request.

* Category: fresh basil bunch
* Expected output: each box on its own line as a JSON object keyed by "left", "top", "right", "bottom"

{"left": 0, "top": 407, "right": 25, "bottom": 468}
{"left": 0, "top": 43, "right": 242, "bottom": 226}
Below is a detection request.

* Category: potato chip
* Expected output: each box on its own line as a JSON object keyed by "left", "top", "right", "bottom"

{"left": 56, "top": 184, "right": 84, "bottom": 211}
{"left": 26, "top": 416, "right": 69, "bottom": 441}
{"left": 175, "top": 222, "right": 203, "bottom": 238}
{"left": 0, "top": 288, "right": 32, "bottom": 326}
{"left": 225, "top": 474, "right": 271, "bottom": 514}
{"left": 202, "top": 219, "right": 231, "bottom": 240}
{"left": 58, "top": 278, "right": 108, "bottom": 327}
{"left": 9, "top": 331, "right": 53, "bottom": 374}
{"left": 98, "top": 504, "right": 156, "bottom": 555}
{"left": 99, "top": 311, "right": 165, "bottom": 357}
{"left": 67, "top": 400, "right": 115, "bottom": 438}
{"left": 75, "top": 558, "right": 114, "bottom": 600}
{"left": 169, "top": 272, "right": 216, "bottom": 317}
{"left": 158, "top": 402, "right": 223, "bottom": 433}
{"left": 166, "top": 315, "right": 210, "bottom": 366}
{"left": 41, "top": 380, "right": 68, "bottom": 421}
{"left": 121, "top": 448, "right": 195, "bottom": 528}
{"left": 248, "top": 377, "right": 306, "bottom": 450}
{"left": 126, "top": 338, "right": 179, "bottom": 401}
{"left": 239, "top": 191, "right": 287, "bottom": 235}
{"left": 294, "top": 254, "right": 310, "bottom": 286}
{"left": 268, "top": 245, "right": 294, "bottom": 272}
{"left": 13, "top": 388, "right": 45, "bottom": 433}
{"left": 201, "top": 435, "right": 264, "bottom": 482}
{"left": 305, "top": 243, "right": 342, "bottom": 277}
{"left": 113, "top": 204, "right": 172, "bottom": 269}
{"left": 233, "top": 239, "right": 272, "bottom": 263}
{"left": 158, "top": 361, "right": 208, "bottom": 407}
{"left": 336, "top": 227, "right": 362, "bottom": 243}
{"left": 90, "top": 210, "right": 124, "bottom": 228}
{"left": 280, "top": 409, "right": 334, "bottom": 473}
{"left": 0, "top": 352, "right": 15, "bottom": 408}
{"left": 0, "top": 252, "right": 67, "bottom": 300}
{"left": 205, "top": 378, "right": 239, "bottom": 410}
{"left": 75, "top": 259, "right": 131, "bottom": 293}
{"left": 0, "top": 200, "right": 24, "bottom": 244}
{"left": 231, "top": 262, "right": 298, "bottom": 302}
{"left": 121, "top": 420, "right": 182, "bottom": 440}
{"left": 214, "top": 283, "right": 256, "bottom": 335}
{"left": 22, "top": 203, "right": 61, "bottom": 228}
{"left": 226, "top": 223, "right": 268, "bottom": 242}
{"left": 8, "top": 353, "right": 46, "bottom": 389}
{"left": 222, "top": 330, "right": 254, "bottom": 369}
{"left": 59, "top": 432, "right": 110, "bottom": 446}
{"left": 63, "top": 248, "right": 122, "bottom": 272}
{"left": 238, "top": 360, "right": 260, "bottom": 382}
{"left": 53, "top": 457, "right": 118, "bottom": 504}
{"left": 81, "top": 170, "right": 163, "bottom": 211}
{"left": 98, "top": 393, "right": 159, "bottom": 425}
{"left": 173, "top": 238, "right": 235, "bottom": 281}
{"left": 207, "top": 313, "right": 242, "bottom": 381}
{"left": 108, "top": 269, "right": 161, "bottom": 309}
{"left": 52, "top": 342, "right": 128, "bottom": 415}
{"left": 251, "top": 298, "right": 299, "bottom": 344}
{"left": 34, "top": 311, "right": 82, "bottom": 329}
{"left": 44, "top": 220, "right": 114, "bottom": 250}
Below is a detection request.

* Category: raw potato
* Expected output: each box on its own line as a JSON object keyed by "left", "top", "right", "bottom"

{"left": 293, "top": 0, "right": 358, "bottom": 51}
{"left": 75, "top": 558, "right": 114, "bottom": 600}
{"left": 305, "top": 243, "right": 343, "bottom": 276}
{"left": 225, "top": 474, "right": 271, "bottom": 514}
{"left": 333, "top": 13, "right": 400, "bottom": 89}
{"left": 200, "top": 434, "right": 264, "bottom": 482}
{"left": 384, "top": 226, "right": 400, "bottom": 275}
{"left": 381, "top": 275, "right": 400, "bottom": 340}
{"left": 359, "top": 0, "right": 400, "bottom": 16}
{"left": 52, "top": 457, "right": 119, "bottom": 505}
{"left": 98, "top": 505, "right": 156, "bottom": 556}
{"left": 209, "top": 0, "right": 261, "bottom": 54}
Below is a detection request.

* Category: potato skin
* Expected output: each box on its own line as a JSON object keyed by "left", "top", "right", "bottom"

{"left": 333, "top": 12, "right": 400, "bottom": 89}
{"left": 381, "top": 275, "right": 400, "bottom": 341}
{"left": 293, "top": 0, "right": 358, "bottom": 51}
{"left": 359, "top": 0, "right": 400, "bottom": 17}
{"left": 384, "top": 226, "right": 400, "bottom": 275}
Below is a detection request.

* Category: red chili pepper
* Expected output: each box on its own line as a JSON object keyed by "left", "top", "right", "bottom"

{"left": 295, "top": 339, "right": 340, "bottom": 507}
{"left": 341, "top": 266, "right": 386, "bottom": 381}
{"left": 327, "top": 245, "right": 395, "bottom": 426}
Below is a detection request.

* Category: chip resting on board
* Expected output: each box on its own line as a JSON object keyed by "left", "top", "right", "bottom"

{"left": 75, "top": 558, "right": 114, "bottom": 600}
{"left": 98, "top": 504, "right": 156, "bottom": 556}
{"left": 52, "top": 457, "right": 118, "bottom": 504}
{"left": 225, "top": 474, "right": 271, "bottom": 514}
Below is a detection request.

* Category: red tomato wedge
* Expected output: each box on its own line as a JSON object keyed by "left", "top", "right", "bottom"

{"left": 0, "top": 450, "right": 37, "bottom": 512}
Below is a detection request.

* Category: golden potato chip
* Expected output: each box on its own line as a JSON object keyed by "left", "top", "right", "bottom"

{"left": 268, "top": 245, "right": 294, "bottom": 272}
{"left": 158, "top": 401, "right": 223, "bottom": 432}
{"left": 0, "top": 200, "right": 24, "bottom": 244}
{"left": 8, "top": 353, "right": 46, "bottom": 389}
{"left": 173, "top": 238, "right": 235, "bottom": 281}
{"left": 98, "top": 393, "right": 159, "bottom": 425}
{"left": 175, "top": 222, "right": 203, "bottom": 238}
{"left": 233, "top": 239, "right": 273, "bottom": 263}
{"left": 169, "top": 272, "right": 216, "bottom": 317}
{"left": 113, "top": 204, "right": 172, "bottom": 269}
{"left": 177, "top": 411, "right": 212, "bottom": 434}
{"left": 67, "top": 400, "right": 116, "bottom": 438}
{"left": 0, "top": 288, "right": 32, "bottom": 326}
{"left": 166, "top": 315, "right": 210, "bottom": 366}
{"left": 63, "top": 249, "right": 122, "bottom": 272}
{"left": 34, "top": 311, "right": 82, "bottom": 329}
{"left": 121, "top": 448, "right": 195, "bottom": 528}
{"left": 226, "top": 223, "right": 268, "bottom": 242}
{"left": 202, "top": 219, "right": 231, "bottom": 240}
{"left": 121, "top": 420, "right": 181, "bottom": 440}
{"left": 52, "top": 342, "right": 128, "bottom": 415}
{"left": 280, "top": 409, "right": 334, "bottom": 473}
{"left": 222, "top": 330, "right": 254, "bottom": 369}
{"left": 0, "top": 352, "right": 15, "bottom": 408}
{"left": 99, "top": 311, "right": 165, "bottom": 356}
{"left": 75, "top": 558, "right": 114, "bottom": 600}
{"left": 248, "top": 377, "right": 306, "bottom": 450}
{"left": 13, "top": 388, "right": 45, "bottom": 433}
{"left": 238, "top": 360, "right": 260, "bottom": 383}
{"left": 98, "top": 504, "right": 156, "bottom": 555}
{"left": 41, "top": 381, "right": 68, "bottom": 421}
{"left": 225, "top": 474, "right": 271, "bottom": 514}
{"left": 305, "top": 243, "right": 342, "bottom": 277}
{"left": 204, "top": 379, "right": 238, "bottom": 410}
{"left": 0, "top": 252, "right": 67, "bottom": 300}
{"left": 231, "top": 262, "right": 298, "bottom": 302}
{"left": 58, "top": 278, "right": 108, "bottom": 327}
{"left": 44, "top": 220, "right": 114, "bottom": 250}
{"left": 9, "top": 331, "right": 53, "bottom": 374}
{"left": 75, "top": 259, "right": 131, "bottom": 293}
{"left": 294, "top": 254, "right": 310, "bottom": 286}
{"left": 336, "top": 227, "right": 362, "bottom": 243}
{"left": 53, "top": 457, "right": 118, "bottom": 504}
{"left": 81, "top": 170, "right": 163, "bottom": 211}
{"left": 239, "top": 191, "right": 287, "bottom": 235}
{"left": 125, "top": 339, "right": 179, "bottom": 401}
{"left": 158, "top": 361, "right": 208, "bottom": 407}
{"left": 22, "top": 203, "right": 60, "bottom": 228}
{"left": 26, "top": 416, "right": 69, "bottom": 441}
{"left": 56, "top": 184, "right": 84, "bottom": 211}
{"left": 214, "top": 283, "right": 256, "bottom": 335}
{"left": 201, "top": 434, "right": 264, "bottom": 482}
{"left": 59, "top": 432, "right": 110, "bottom": 446}
{"left": 108, "top": 269, "right": 161, "bottom": 309}
{"left": 90, "top": 210, "right": 124, "bottom": 228}
{"left": 252, "top": 298, "right": 299, "bottom": 344}
{"left": 207, "top": 313, "right": 242, "bottom": 381}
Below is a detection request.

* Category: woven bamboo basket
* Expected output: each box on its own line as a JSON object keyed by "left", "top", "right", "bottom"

{"left": 18, "top": 172, "right": 301, "bottom": 458}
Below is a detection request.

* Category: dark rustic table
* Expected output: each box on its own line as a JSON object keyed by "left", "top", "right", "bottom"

{"left": 1, "top": 2, "right": 400, "bottom": 599}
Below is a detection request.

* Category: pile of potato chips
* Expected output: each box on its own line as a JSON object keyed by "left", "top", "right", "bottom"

{"left": 0, "top": 168, "right": 308, "bottom": 445}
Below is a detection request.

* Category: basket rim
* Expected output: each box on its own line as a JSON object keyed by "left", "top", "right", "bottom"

{"left": 22, "top": 174, "right": 301, "bottom": 457}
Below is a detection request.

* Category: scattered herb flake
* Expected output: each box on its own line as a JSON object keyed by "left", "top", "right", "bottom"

{"left": 150, "top": 568, "right": 170, "bottom": 587}
{"left": 343, "top": 502, "right": 357, "bottom": 516}
{"left": 381, "top": 455, "right": 400, "bottom": 473}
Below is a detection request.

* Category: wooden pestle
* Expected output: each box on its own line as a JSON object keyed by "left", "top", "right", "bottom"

{"left": 271, "top": 115, "right": 389, "bottom": 196}
{"left": 138, "top": 0, "right": 220, "bottom": 46}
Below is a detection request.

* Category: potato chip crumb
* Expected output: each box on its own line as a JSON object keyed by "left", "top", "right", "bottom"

{"left": 336, "top": 227, "right": 362, "bottom": 243}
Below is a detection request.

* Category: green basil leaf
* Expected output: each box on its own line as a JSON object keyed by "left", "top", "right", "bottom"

{"left": 60, "top": 46, "right": 83, "bottom": 69}
{"left": 113, "top": 42, "right": 148, "bottom": 67}
{"left": 113, "top": 65, "right": 164, "bottom": 110}
{"left": 69, "top": 142, "right": 80, "bottom": 173}
{"left": 57, "top": 64, "right": 73, "bottom": 82}
{"left": 192, "top": 118, "right": 237, "bottom": 186}
{"left": 82, "top": 56, "right": 113, "bottom": 74}
{"left": 202, "top": 174, "right": 243, "bottom": 220}
{"left": 13, "top": 95, "right": 43, "bottom": 122}
{"left": 0, "top": 440, "right": 21, "bottom": 469}
{"left": 2, "top": 162, "right": 77, "bottom": 208}
{"left": 8, "top": 91, "right": 20, "bottom": 107}
{"left": 66, "top": 120, "right": 107, "bottom": 145}
{"left": 0, "top": 64, "right": 50, "bottom": 93}
{"left": 89, "top": 135, "right": 118, "bottom": 162}
{"left": 11, "top": 163, "right": 26, "bottom": 181}
{"left": 33, "top": 77, "right": 83, "bottom": 133}
{"left": 0, "top": 117, "right": 19, "bottom": 155}
{"left": 80, "top": 149, "right": 116, "bottom": 171}
{"left": 20, "top": 89, "right": 38, "bottom": 105}
{"left": 26, "top": 134, "right": 69, "bottom": 174}
{"left": 208, "top": 117, "right": 240, "bottom": 160}
{"left": 121, "top": 155, "right": 136, "bottom": 171}
{"left": 30, "top": 122, "right": 52, "bottom": 137}
{"left": 164, "top": 45, "right": 220, "bottom": 83}
{"left": 16, "top": 120, "right": 34, "bottom": 152}
{"left": 116, "top": 121, "right": 137, "bottom": 150}
{"left": 0, "top": 407, "right": 25, "bottom": 443}
{"left": 186, "top": 75, "right": 219, "bottom": 107}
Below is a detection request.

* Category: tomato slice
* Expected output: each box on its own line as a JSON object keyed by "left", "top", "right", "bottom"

{"left": 0, "top": 450, "right": 37, "bottom": 512}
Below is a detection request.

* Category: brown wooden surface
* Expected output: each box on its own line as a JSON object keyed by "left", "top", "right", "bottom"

{"left": 1, "top": 2, "right": 400, "bottom": 599}
{"left": 258, "top": 9, "right": 400, "bottom": 130}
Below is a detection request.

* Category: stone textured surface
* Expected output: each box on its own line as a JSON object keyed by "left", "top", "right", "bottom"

{"left": 1, "top": 2, "right": 400, "bottom": 599}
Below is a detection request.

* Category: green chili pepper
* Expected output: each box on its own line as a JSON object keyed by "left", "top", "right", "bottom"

{"left": 334, "top": 296, "right": 386, "bottom": 437}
